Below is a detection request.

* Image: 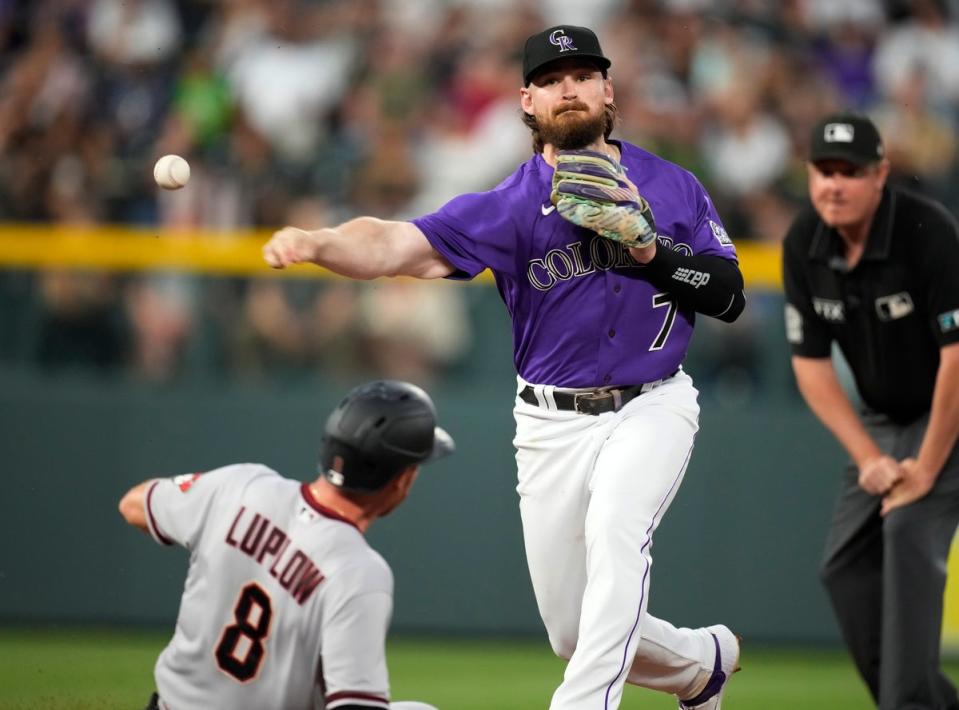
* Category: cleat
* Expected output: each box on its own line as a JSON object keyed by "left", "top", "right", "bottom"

{"left": 678, "top": 625, "right": 740, "bottom": 709}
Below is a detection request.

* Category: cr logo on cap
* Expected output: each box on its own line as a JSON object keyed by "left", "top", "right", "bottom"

{"left": 549, "top": 29, "right": 577, "bottom": 52}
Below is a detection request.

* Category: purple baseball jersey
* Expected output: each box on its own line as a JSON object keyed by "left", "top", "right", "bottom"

{"left": 412, "top": 140, "right": 738, "bottom": 388}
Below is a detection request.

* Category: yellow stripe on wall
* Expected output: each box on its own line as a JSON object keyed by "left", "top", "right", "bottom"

{"left": 0, "top": 224, "right": 783, "bottom": 289}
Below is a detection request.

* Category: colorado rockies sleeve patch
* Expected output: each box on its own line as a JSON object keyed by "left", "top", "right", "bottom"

{"left": 709, "top": 220, "right": 732, "bottom": 247}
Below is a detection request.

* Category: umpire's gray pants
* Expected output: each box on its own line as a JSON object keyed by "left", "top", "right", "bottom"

{"left": 821, "top": 411, "right": 959, "bottom": 710}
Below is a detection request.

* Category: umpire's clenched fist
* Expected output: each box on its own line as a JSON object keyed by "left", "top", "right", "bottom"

{"left": 263, "top": 227, "right": 319, "bottom": 269}
{"left": 858, "top": 454, "right": 902, "bottom": 496}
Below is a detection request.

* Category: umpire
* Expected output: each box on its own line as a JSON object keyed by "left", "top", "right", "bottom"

{"left": 783, "top": 112, "right": 959, "bottom": 709}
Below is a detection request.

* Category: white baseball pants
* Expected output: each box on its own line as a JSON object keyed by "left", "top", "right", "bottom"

{"left": 514, "top": 371, "right": 719, "bottom": 709}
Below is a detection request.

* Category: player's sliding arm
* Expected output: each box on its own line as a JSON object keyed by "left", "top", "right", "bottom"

{"left": 634, "top": 244, "right": 746, "bottom": 323}
{"left": 263, "top": 218, "right": 455, "bottom": 280}
{"left": 792, "top": 355, "right": 901, "bottom": 495}
{"left": 118, "top": 480, "right": 152, "bottom": 532}
{"left": 882, "top": 342, "right": 959, "bottom": 514}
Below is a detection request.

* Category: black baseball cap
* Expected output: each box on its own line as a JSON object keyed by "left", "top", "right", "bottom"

{"left": 809, "top": 112, "right": 884, "bottom": 166}
{"left": 523, "top": 25, "right": 611, "bottom": 85}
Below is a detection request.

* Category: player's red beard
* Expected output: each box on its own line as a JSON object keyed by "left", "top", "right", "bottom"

{"left": 537, "top": 101, "right": 606, "bottom": 150}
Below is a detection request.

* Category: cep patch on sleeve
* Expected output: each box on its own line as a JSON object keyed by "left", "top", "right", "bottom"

{"left": 785, "top": 303, "right": 803, "bottom": 344}
{"left": 173, "top": 473, "right": 202, "bottom": 492}
{"left": 938, "top": 309, "right": 959, "bottom": 334}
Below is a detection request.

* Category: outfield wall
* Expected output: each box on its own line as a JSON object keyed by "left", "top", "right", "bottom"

{"left": 0, "top": 290, "right": 851, "bottom": 643}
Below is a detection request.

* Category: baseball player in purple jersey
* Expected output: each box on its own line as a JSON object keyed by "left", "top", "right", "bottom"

{"left": 119, "top": 380, "right": 453, "bottom": 710}
{"left": 263, "top": 25, "right": 744, "bottom": 710}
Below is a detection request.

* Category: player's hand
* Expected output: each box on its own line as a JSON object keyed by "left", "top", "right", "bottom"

{"left": 857, "top": 455, "right": 902, "bottom": 496}
{"left": 628, "top": 240, "right": 656, "bottom": 264}
{"left": 881, "top": 458, "right": 936, "bottom": 516}
{"left": 263, "top": 227, "right": 320, "bottom": 269}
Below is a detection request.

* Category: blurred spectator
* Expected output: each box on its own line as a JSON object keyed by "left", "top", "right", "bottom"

{"left": 231, "top": 197, "right": 365, "bottom": 380}
{"left": 224, "top": 0, "right": 358, "bottom": 164}
{"left": 355, "top": 278, "right": 472, "bottom": 386}
{"left": 872, "top": 69, "right": 959, "bottom": 205}
{"left": 811, "top": 18, "right": 880, "bottom": 109}
{"left": 231, "top": 194, "right": 470, "bottom": 385}
{"left": 873, "top": 0, "right": 959, "bottom": 110}
{"left": 125, "top": 274, "right": 197, "bottom": 381}
{"left": 800, "top": 0, "right": 885, "bottom": 33}
{"left": 86, "top": 0, "right": 181, "bottom": 67}
{"left": 408, "top": 44, "right": 529, "bottom": 213}
{"left": 166, "top": 47, "right": 233, "bottom": 154}
{"left": 2, "top": 0, "right": 959, "bottom": 385}
{"left": 0, "top": 6, "right": 94, "bottom": 219}
{"left": 351, "top": 121, "right": 421, "bottom": 216}
{"left": 34, "top": 267, "right": 125, "bottom": 371}
{"left": 700, "top": 78, "right": 792, "bottom": 199}
{"left": 33, "top": 199, "right": 125, "bottom": 373}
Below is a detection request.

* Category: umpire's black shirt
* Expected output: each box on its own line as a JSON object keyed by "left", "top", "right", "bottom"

{"left": 783, "top": 186, "right": 959, "bottom": 424}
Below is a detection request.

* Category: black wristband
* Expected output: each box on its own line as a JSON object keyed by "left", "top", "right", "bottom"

{"left": 643, "top": 247, "right": 746, "bottom": 322}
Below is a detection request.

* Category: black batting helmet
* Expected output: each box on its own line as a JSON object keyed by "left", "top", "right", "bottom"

{"left": 319, "top": 380, "right": 455, "bottom": 493}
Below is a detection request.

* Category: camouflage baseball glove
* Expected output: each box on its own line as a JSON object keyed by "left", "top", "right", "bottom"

{"left": 550, "top": 150, "right": 657, "bottom": 248}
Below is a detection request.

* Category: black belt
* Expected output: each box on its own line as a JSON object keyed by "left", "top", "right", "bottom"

{"left": 519, "top": 370, "right": 678, "bottom": 415}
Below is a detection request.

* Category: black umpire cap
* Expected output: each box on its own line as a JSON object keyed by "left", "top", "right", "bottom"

{"left": 319, "top": 380, "right": 454, "bottom": 493}
{"left": 809, "top": 112, "right": 885, "bottom": 166}
{"left": 523, "top": 25, "right": 611, "bottom": 85}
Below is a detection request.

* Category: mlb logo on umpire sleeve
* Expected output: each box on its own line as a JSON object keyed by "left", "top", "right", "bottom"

{"left": 824, "top": 123, "right": 854, "bottom": 143}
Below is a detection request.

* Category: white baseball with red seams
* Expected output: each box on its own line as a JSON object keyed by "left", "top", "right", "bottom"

{"left": 153, "top": 154, "right": 191, "bottom": 190}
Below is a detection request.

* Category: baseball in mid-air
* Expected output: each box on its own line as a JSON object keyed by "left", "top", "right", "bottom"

{"left": 153, "top": 154, "right": 191, "bottom": 190}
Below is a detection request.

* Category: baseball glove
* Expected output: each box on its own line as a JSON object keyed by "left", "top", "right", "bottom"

{"left": 550, "top": 150, "right": 657, "bottom": 248}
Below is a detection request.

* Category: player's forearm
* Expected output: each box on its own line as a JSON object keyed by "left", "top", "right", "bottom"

{"left": 917, "top": 344, "right": 959, "bottom": 477}
{"left": 640, "top": 247, "right": 746, "bottom": 322}
{"left": 305, "top": 218, "right": 406, "bottom": 280}
{"left": 792, "top": 356, "right": 882, "bottom": 467}
{"left": 264, "top": 218, "right": 452, "bottom": 279}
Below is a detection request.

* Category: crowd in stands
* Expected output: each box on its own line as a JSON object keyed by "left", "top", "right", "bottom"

{"left": 0, "top": 0, "right": 957, "bottom": 387}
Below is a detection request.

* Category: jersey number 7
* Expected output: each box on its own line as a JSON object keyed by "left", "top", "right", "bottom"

{"left": 215, "top": 583, "right": 274, "bottom": 682}
{"left": 650, "top": 293, "right": 678, "bottom": 351}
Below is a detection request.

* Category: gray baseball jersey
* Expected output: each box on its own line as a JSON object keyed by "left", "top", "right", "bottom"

{"left": 144, "top": 463, "right": 394, "bottom": 710}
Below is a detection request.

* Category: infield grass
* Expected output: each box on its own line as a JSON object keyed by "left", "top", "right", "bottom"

{"left": 1, "top": 627, "right": 957, "bottom": 709}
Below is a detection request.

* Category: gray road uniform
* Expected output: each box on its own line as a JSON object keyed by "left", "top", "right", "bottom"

{"left": 144, "top": 463, "right": 408, "bottom": 710}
